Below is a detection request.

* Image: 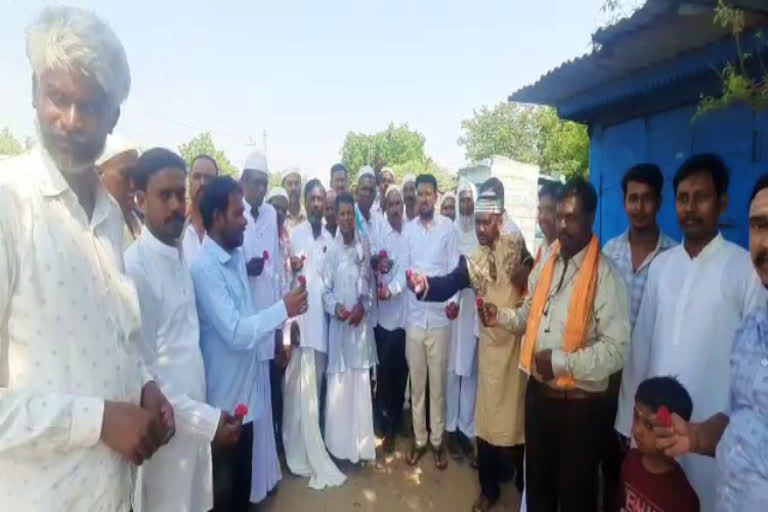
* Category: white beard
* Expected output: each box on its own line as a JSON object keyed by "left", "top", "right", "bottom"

{"left": 35, "top": 118, "right": 101, "bottom": 176}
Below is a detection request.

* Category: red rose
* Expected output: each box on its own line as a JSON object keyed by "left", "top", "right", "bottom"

{"left": 379, "top": 250, "right": 388, "bottom": 259}
{"left": 657, "top": 406, "right": 672, "bottom": 427}
{"left": 406, "top": 269, "right": 413, "bottom": 280}
{"left": 476, "top": 297, "right": 484, "bottom": 308}
{"left": 234, "top": 403, "right": 248, "bottom": 418}
{"left": 298, "top": 275, "right": 306, "bottom": 287}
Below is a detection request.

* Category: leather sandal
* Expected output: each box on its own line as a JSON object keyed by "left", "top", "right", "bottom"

{"left": 406, "top": 442, "right": 427, "bottom": 466}
{"left": 432, "top": 441, "right": 448, "bottom": 470}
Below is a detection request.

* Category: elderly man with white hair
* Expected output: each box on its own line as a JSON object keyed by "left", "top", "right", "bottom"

{"left": 282, "top": 168, "right": 306, "bottom": 231}
{"left": 402, "top": 173, "right": 418, "bottom": 221}
{"left": 0, "top": 7, "right": 174, "bottom": 511}
{"left": 97, "top": 135, "right": 141, "bottom": 247}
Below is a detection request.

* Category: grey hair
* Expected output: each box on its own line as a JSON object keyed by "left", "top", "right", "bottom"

{"left": 26, "top": 6, "right": 130, "bottom": 105}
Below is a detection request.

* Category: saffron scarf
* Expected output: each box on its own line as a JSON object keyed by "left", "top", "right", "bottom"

{"left": 520, "top": 235, "right": 600, "bottom": 389}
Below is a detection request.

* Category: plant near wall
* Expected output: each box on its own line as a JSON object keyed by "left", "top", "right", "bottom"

{"left": 696, "top": 0, "right": 768, "bottom": 117}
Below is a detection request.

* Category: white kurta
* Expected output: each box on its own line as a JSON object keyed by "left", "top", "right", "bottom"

{"left": 242, "top": 201, "right": 281, "bottom": 361}
{"left": 375, "top": 221, "right": 408, "bottom": 332}
{"left": 616, "top": 234, "right": 766, "bottom": 512}
{"left": 182, "top": 221, "right": 204, "bottom": 268}
{"left": 322, "top": 231, "right": 377, "bottom": 462}
{"left": 283, "top": 222, "right": 345, "bottom": 488}
{"left": 0, "top": 149, "right": 147, "bottom": 511}
{"left": 125, "top": 229, "right": 220, "bottom": 512}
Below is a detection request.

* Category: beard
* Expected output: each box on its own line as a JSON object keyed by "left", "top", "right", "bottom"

{"left": 459, "top": 214, "right": 474, "bottom": 232}
{"left": 36, "top": 119, "right": 105, "bottom": 176}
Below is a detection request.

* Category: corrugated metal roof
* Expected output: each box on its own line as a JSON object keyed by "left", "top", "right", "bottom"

{"left": 509, "top": 0, "right": 768, "bottom": 108}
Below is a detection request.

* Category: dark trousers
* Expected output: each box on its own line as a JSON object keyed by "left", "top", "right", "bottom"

{"left": 270, "top": 357, "right": 284, "bottom": 453}
{"left": 477, "top": 437, "right": 524, "bottom": 503}
{"left": 600, "top": 371, "right": 626, "bottom": 512}
{"left": 525, "top": 379, "right": 605, "bottom": 512}
{"left": 212, "top": 422, "right": 253, "bottom": 512}
{"left": 375, "top": 325, "right": 409, "bottom": 438}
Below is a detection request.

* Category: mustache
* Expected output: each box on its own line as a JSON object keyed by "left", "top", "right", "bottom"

{"left": 680, "top": 215, "right": 703, "bottom": 225}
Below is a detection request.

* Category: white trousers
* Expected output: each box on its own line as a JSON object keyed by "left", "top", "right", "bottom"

{"left": 445, "top": 369, "right": 477, "bottom": 439}
{"left": 283, "top": 348, "right": 346, "bottom": 489}
{"left": 405, "top": 326, "right": 450, "bottom": 448}
{"left": 250, "top": 361, "right": 281, "bottom": 503}
{"left": 324, "top": 369, "right": 376, "bottom": 463}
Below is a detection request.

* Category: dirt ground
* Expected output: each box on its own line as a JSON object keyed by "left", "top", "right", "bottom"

{"left": 258, "top": 437, "right": 522, "bottom": 512}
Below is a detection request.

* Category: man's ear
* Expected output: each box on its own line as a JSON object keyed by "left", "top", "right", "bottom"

{"left": 135, "top": 190, "right": 147, "bottom": 216}
{"left": 718, "top": 194, "right": 729, "bottom": 217}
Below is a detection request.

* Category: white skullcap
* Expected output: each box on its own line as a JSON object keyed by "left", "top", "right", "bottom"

{"left": 26, "top": 6, "right": 130, "bottom": 105}
{"left": 457, "top": 178, "right": 477, "bottom": 201}
{"left": 267, "top": 186, "right": 289, "bottom": 202}
{"left": 439, "top": 191, "right": 456, "bottom": 209}
{"left": 384, "top": 184, "right": 402, "bottom": 199}
{"left": 243, "top": 151, "right": 268, "bottom": 174}
{"left": 281, "top": 167, "right": 302, "bottom": 181}
{"left": 358, "top": 166, "right": 375, "bottom": 181}
{"left": 402, "top": 174, "right": 416, "bottom": 185}
{"left": 97, "top": 135, "right": 137, "bottom": 166}
{"left": 380, "top": 167, "right": 395, "bottom": 179}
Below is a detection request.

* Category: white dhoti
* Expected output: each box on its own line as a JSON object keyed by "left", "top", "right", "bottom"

{"left": 250, "top": 361, "right": 281, "bottom": 503}
{"left": 324, "top": 369, "right": 376, "bottom": 463}
{"left": 445, "top": 369, "right": 477, "bottom": 439}
{"left": 283, "top": 347, "right": 346, "bottom": 489}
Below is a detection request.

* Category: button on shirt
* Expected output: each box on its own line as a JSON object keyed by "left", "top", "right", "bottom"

{"left": 716, "top": 305, "right": 768, "bottom": 511}
{"left": 125, "top": 228, "right": 220, "bottom": 512}
{"left": 405, "top": 214, "right": 459, "bottom": 330}
{"left": 501, "top": 244, "right": 630, "bottom": 392}
{"left": 603, "top": 229, "right": 676, "bottom": 330}
{"left": 375, "top": 221, "right": 408, "bottom": 331}
{"left": 0, "top": 150, "right": 146, "bottom": 511}
{"left": 191, "top": 236, "right": 288, "bottom": 423}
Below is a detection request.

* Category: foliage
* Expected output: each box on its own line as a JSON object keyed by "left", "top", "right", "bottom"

{"left": 696, "top": 1, "right": 768, "bottom": 117}
{"left": 339, "top": 123, "right": 457, "bottom": 192}
{"left": 458, "top": 102, "right": 589, "bottom": 179}
{"left": 178, "top": 132, "right": 238, "bottom": 177}
{"left": 0, "top": 127, "right": 24, "bottom": 156}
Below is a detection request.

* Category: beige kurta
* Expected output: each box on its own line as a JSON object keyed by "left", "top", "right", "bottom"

{"left": 466, "top": 232, "right": 528, "bottom": 447}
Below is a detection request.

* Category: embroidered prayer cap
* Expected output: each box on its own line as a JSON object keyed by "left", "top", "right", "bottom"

{"left": 401, "top": 173, "right": 416, "bottom": 185}
{"left": 281, "top": 167, "right": 302, "bottom": 181}
{"left": 358, "top": 165, "right": 375, "bottom": 181}
{"left": 475, "top": 188, "right": 504, "bottom": 214}
{"left": 384, "top": 183, "right": 402, "bottom": 200}
{"left": 97, "top": 135, "right": 137, "bottom": 166}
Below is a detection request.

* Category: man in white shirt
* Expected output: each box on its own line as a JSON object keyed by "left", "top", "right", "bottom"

{"left": 404, "top": 174, "right": 459, "bottom": 470}
{"left": 330, "top": 162, "right": 349, "bottom": 194}
{"left": 616, "top": 153, "right": 766, "bottom": 512}
{"left": 0, "top": 7, "right": 174, "bottom": 510}
{"left": 283, "top": 179, "right": 346, "bottom": 488}
{"left": 402, "top": 174, "right": 418, "bottom": 222}
{"left": 325, "top": 188, "right": 338, "bottom": 238}
{"left": 373, "top": 185, "right": 410, "bottom": 454}
{"left": 322, "top": 193, "right": 378, "bottom": 464}
{"left": 125, "top": 148, "right": 243, "bottom": 512}
{"left": 182, "top": 154, "right": 219, "bottom": 267}
{"left": 373, "top": 167, "right": 395, "bottom": 217}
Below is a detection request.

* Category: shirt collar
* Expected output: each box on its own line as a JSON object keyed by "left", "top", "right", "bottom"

{"left": 684, "top": 232, "right": 724, "bottom": 261}
{"left": 202, "top": 234, "right": 234, "bottom": 264}
{"left": 141, "top": 226, "right": 183, "bottom": 262}
{"left": 37, "top": 147, "right": 72, "bottom": 198}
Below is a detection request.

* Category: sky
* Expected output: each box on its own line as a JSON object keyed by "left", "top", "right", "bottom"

{"left": 0, "top": 0, "right": 623, "bottom": 181}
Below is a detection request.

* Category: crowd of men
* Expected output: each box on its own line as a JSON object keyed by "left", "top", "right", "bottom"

{"left": 1, "top": 6, "right": 768, "bottom": 512}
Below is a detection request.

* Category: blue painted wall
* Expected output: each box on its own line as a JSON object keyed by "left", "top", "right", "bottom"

{"left": 590, "top": 103, "right": 765, "bottom": 248}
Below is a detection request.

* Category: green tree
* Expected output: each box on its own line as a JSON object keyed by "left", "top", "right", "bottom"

{"left": 458, "top": 102, "right": 589, "bottom": 179}
{"left": 340, "top": 123, "right": 427, "bottom": 183}
{"left": 0, "top": 127, "right": 24, "bottom": 156}
{"left": 178, "top": 132, "right": 238, "bottom": 177}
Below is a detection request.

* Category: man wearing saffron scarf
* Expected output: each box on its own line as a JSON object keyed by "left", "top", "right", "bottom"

{"left": 495, "top": 178, "right": 629, "bottom": 512}
{"left": 407, "top": 178, "right": 532, "bottom": 511}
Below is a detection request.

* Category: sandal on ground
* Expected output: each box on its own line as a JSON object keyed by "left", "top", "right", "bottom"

{"left": 405, "top": 442, "right": 427, "bottom": 466}
{"left": 432, "top": 441, "right": 448, "bottom": 470}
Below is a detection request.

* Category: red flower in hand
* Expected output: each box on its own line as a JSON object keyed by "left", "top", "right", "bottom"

{"left": 657, "top": 406, "right": 672, "bottom": 427}
{"left": 406, "top": 269, "right": 413, "bottom": 280}
{"left": 379, "top": 250, "right": 388, "bottom": 260}
{"left": 476, "top": 297, "right": 484, "bottom": 308}
{"left": 234, "top": 403, "right": 248, "bottom": 419}
{"left": 298, "top": 275, "right": 306, "bottom": 287}
{"left": 263, "top": 250, "right": 269, "bottom": 261}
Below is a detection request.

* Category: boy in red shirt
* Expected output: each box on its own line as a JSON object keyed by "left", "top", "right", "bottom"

{"left": 618, "top": 376, "right": 699, "bottom": 512}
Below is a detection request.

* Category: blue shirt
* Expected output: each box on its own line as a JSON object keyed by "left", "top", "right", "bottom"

{"left": 190, "top": 236, "right": 287, "bottom": 423}
{"left": 716, "top": 305, "right": 768, "bottom": 511}
{"left": 603, "top": 229, "right": 676, "bottom": 331}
